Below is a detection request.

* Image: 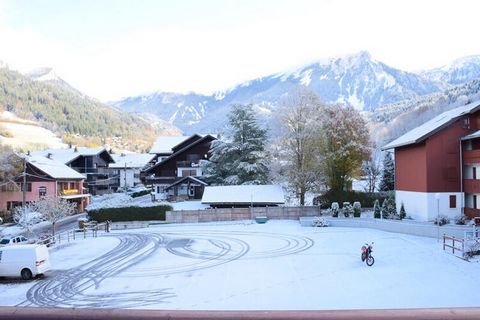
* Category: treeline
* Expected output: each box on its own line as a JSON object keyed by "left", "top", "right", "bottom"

{"left": 0, "top": 68, "right": 158, "bottom": 151}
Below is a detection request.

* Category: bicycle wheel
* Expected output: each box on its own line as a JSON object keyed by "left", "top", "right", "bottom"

{"left": 366, "top": 255, "right": 375, "bottom": 266}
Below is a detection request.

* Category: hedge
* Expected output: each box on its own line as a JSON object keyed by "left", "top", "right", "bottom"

{"left": 87, "top": 205, "right": 172, "bottom": 222}
{"left": 314, "top": 190, "right": 394, "bottom": 209}
{"left": 130, "top": 189, "right": 151, "bottom": 198}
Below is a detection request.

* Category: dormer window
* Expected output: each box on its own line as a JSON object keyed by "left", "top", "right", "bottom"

{"left": 463, "top": 117, "right": 470, "bottom": 129}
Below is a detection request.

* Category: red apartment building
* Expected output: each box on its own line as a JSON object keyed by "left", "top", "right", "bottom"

{"left": 383, "top": 101, "right": 480, "bottom": 221}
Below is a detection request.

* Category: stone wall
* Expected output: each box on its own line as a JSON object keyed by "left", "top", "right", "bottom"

{"left": 165, "top": 206, "right": 321, "bottom": 223}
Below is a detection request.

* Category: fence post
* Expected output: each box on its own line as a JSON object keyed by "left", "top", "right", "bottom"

{"left": 73, "top": 230, "right": 75, "bottom": 240}
{"left": 84, "top": 228, "right": 86, "bottom": 239}
{"left": 442, "top": 234, "right": 445, "bottom": 250}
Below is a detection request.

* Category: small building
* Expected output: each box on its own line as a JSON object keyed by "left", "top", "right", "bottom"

{"left": 164, "top": 176, "right": 208, "bottom": 201}
{"left": 0, "top": 155, "right": 89, "bottom": 213}
{"left": 383, "top": 100, "right": 480, "bottom": 221}
{"left": 32, "top": 146, "right": 115, "bottom": 195}
{"left": 109, "top": 153, "right": 155, "bottom": 189}
{"left": 201, "top": 185, "right": 285, "bottom": 208}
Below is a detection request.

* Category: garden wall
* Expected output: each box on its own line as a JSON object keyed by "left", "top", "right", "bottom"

{"left": 165, "top": 206, "right": 320, "bottom": 223}
{"left": 299, "top": 217, "right": 473, "bottom": 239}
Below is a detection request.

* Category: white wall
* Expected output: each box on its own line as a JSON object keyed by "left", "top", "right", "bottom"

{"left": 119, "top": 169, "right": 135, "bottom": 188}
{"left": 396, "top": 191, "right": 463, "bottom": 221}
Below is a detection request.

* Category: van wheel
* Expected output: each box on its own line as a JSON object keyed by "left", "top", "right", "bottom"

{"left": 21, "top": 268, "right": 33, "bottom": 280}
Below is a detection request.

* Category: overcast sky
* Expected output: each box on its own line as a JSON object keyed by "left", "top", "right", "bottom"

{"left": 1, "top": 0, "right": 480, "bottom": 101}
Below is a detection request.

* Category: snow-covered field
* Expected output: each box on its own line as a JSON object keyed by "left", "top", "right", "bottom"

{"left": 0, "top": 220, "right": 478, "bottom": 310}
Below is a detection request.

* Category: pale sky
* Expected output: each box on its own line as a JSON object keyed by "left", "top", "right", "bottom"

{"left": 1, "top": 0, "right": 480, "bottom": 101}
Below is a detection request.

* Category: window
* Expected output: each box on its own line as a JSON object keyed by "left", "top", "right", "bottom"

{"left": 474, "top": 167, "right": 477, "bottom": 180}
{"left": 474, "top": 195, "right": 477, "bottom": 209}
{"left": 182, "top": 169, "right": 197, "bottom": 177}
{"left": 39, "top": 186, "right": 47, "bottom": 197}
{"left": 70, "top": 182, "right": 75, "bottom": 189}
{"left": 449, "top": 195, "right": 456, "bottom": 208}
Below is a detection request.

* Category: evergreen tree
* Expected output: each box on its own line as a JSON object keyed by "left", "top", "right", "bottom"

{"left": 399, "top": 202, "right": 406, "bottom": 220}
{"left": 201, "top": 104, "right": 269, "bottom": 185}
{"left": 381, "top": 198, "right": 389, "bottom": 219}
{"left": 373, "top": 199, "right": 381, "bottom": 219}
{"left": 379, "top": 152, "right": 395, "bottom": 191}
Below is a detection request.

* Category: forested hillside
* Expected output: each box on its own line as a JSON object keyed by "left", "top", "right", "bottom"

{"left": 0, "top": 67, "right": 166, "bottom": 151}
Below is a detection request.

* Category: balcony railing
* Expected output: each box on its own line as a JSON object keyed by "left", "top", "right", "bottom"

{"left": 464, "top": 207, "right": 480, "bottom": 219}
{"left": 463, "top": 149, "right": 480, "bottom": 164}
{"left": 463, "top": 179, "right": 480, "bottom": 193}
{"left": 176, "top": 160, "right": 200, "bottom": 168}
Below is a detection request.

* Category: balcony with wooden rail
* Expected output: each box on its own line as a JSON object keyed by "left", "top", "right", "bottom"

{"left": 462, "top": 149, "right": 480, "bottom": 164}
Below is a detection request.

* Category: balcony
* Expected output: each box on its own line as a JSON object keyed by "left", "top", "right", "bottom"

{"left": 463, "top": 149, "right": 480, "bottom": 164}
{"left": 176, "top": 160, "right": 200, "bottom": 168}
{"left": 463, "top": 179, "right": 480, "bottom": 193}
{"left": 464, "top": 207, "right": 480, "bottom": 219}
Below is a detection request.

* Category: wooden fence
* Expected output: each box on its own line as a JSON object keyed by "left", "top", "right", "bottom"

{"left": 165, "top": 206, "right": 321, "bottom": 223}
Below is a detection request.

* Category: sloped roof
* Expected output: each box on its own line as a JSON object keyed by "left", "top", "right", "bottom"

{"left": 110, "top": 153, "right": 155, "bottom": 169}
{"left": 27, "top": 155, "right": 86, "bottom": 180}
{"left": 382, "top": 100, "right": 480, "bottom": 150}
{"left": 31, "top": 147, "right": 112, "bottom": 164}
{"left": 461, "top": 130, "right": 480, "bottom": 140}
{"left": 165, "top": 176, "right": 208, "bottom": 190}
{"left": 201, "top": 185, "right": 285, "bottom": 204}
{"left": 149, "top": 136, "right": 190, "bottom": 154}
{"left": 145, "top": 134, "right": 216, "bottom": 173}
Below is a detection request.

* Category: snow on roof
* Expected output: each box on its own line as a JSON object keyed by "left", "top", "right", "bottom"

{"left": 201, "top": 185, "right": 285, "bottom": 204}
{"left": 110, "top": 153, "right": 155, "bottom": 168}
{"left": 27, "top": 155, "right": 86, "bottom": 179}
{"left": 166, "top": 176, "right": 207, "bottom": 190}
{"left": 149, "top": 136, "right": 190, "bottom": 154}
{"left": 383, "top": 100, "right": 480, "bottom": 150}
{"left": 31, "top": 147, "right": 108, "bottom": 164}
{"left": 461, "top": 130, "right": 480, "bottom": 140}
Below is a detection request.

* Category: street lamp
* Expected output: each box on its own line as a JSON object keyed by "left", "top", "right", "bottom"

{"left": 435, "top": 193, "right": 441, "bottom": 242}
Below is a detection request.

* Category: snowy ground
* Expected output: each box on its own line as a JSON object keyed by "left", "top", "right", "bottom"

{"left": 0, "top": 221, "right": 479, "bottom": 310}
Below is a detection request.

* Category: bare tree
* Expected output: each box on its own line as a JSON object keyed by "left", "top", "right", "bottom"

{"left": 362, "top": 148, "right": 382, "bottom": 192}
{"left": 274, "top": 87, "right": 324, "bottom": 205}
{"left": 35, "top": 196, "right": 76, "bottom": 236}
{"left": 0, "top": 144, "right": 22, "bottom": 183}
{"left": 13, "top": 202, "right": 42, "bottom": 236}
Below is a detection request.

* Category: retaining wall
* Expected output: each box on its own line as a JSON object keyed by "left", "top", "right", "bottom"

{"left": 300, "top": 217, "right": 474, "bottom": 239}
{"left": 166, "top": 206, "right": 321, "bottom": 223}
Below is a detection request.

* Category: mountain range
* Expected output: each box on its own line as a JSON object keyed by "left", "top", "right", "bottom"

{"left": 112, "top": 51, "right": 480, "bottom": 135}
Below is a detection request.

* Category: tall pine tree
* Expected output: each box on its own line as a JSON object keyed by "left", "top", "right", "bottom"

{"left": 379, "top": 152, "right": 395, "bottom": 191}
{"left": 201, "top": 104, "right": 270, "bottom": 185}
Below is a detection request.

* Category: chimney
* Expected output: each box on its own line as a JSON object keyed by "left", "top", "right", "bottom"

{"left": 47, "top": 153, "right": 52, "bottom": 159}
{"left": 74, "top": 146, "right": 78, "bottom": 152}
{"left": 27, "top": 150, "right": 30, "bottom": 156}
{"left": 69, "top": 142, "right": 72, "bottom": 149}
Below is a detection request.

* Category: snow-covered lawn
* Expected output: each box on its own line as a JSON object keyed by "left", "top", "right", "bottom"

{"left": 0, "top": 221, "right": 478, "bottom": 310}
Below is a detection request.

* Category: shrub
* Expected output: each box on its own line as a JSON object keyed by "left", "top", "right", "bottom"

{"left": 314, "top": 190, "right": 392, "bottom": 209}
{"left": 353, "top": 202, "right": 361, "bottom": 218}
{"left": 399, "top": 202, "right": 406, "bottom": 220}
{"left": 331, "top": 202, "right": 339, "bottom": 217}
{"left": 433, "top": 215, "right": 449, "bottom": 226}
{"left": 381, "top": 197, "right": 397, "bottom": 219}
{"left": 454, "top": 215, "right": 467, "bottom": 225}
{"left": 312, "top": 216, "right": 329, "bottom": 227}
{"left": 373, "top": 200, "right": 381, "bottom": 219}
{"left": 130, "top": 189, "right": 151, "bottom": 198}
{"left": 342, "top": 203, "right": 353, "bottom": 217}
{"left": 87, "top": 205, "right": 172, "bottom": 222}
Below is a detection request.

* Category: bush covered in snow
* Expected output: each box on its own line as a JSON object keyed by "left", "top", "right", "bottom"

{"left": 331, "top": 202, "right": 339, "bottom": 217}
{"left": 373, "top": 199, "right": 381, "bottom": 219}
{"left": 312, "top": 216, "right": 329, "bottom": 227}
{"left": 353, "top": 202, "right": 361, "bottom": 217}
{"left": 454, "top": 215, "right": 467, "bottom": 225}
{"left": 433, "top": 215, "right": 449, "bottom": 226}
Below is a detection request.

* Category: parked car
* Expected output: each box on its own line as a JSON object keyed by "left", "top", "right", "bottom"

{"left": 0, "top": 236, "right": 29, "bottom": 246}
{"left": 0, "top": 244, "right": 50, "bottom": 280}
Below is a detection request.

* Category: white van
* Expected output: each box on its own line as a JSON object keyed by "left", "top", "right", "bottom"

{"left": 0, "top": 244, "right": 51, "bottom": 280}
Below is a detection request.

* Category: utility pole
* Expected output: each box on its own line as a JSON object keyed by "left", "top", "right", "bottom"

{"left": 124, "top": 162, "right": 127, "bottom": 194}
{"left": 22, "top": 156, "right": 27, "bottom": 207}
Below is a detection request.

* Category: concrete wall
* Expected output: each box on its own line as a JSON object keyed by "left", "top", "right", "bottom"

{"left": 300, "top": 216, "right": 473, "bottom": 239}
{"left": 396, "top": 190, "right": 463, "bottom": 221}
{"left": 165, "top": 206, "right": 321, "bottom": 223}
